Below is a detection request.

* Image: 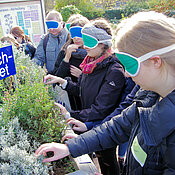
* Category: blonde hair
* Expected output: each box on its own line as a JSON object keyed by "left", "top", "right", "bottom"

{"left": 46, "top": 10, "right": 63, "bottom": 22}
{"left": 115, "top": 11, "right": 175, "bottom": 67}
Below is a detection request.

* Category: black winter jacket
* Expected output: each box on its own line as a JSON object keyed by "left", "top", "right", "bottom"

{"left": 66, "top": 89, "right": 175, "bottom": 175}
{"left": 48, "top": 48, "right": 87, "bottom": 82}
{"left": 48, "top": 48, "right": 87, "bottom": 110}
{"left": 65, "top": 54, "right": 126, "bottom": 122}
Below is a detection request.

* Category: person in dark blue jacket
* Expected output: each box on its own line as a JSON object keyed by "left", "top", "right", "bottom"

{"left": 65, "top": 81, "right": 138, "bottom": 173}
{"left": 36, "top": 11, "right": 175, "bottom": 175}
{"left": 43, "top": 18, "right": 126, "bottom": 175}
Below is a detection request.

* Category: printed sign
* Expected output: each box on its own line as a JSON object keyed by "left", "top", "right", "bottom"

{"left": 0, "top": 45, "right": 16, "bottom": 80}
{"left": 0, "top": 0, "right": 46, "bottom": 46}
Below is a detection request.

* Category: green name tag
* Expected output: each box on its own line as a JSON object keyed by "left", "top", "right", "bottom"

{"left": 131, "top": 136, "right": 147, "bottom": 167}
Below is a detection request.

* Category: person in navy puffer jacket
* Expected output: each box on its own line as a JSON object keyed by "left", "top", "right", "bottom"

{"left": 36, "top": 11, "right": 175, "bottom": 175}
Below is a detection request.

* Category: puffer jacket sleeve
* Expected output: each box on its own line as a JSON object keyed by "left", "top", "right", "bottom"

{"left": 64, "top": 75, "right": 82, "bottom": 97}
{"left": 163, "top": 133, "right": 175, "bottom": 174}
{"left": 66, "top": 102, "right": 138, "bottom": 157}
{"left": 55, "top": 60, "right": 70, "bottom": 78}
{"left": 32, "top": 35, "right": 45, "bottom": 67}
{"left": 70, "top": 66, "right": 125, "bottom": 122}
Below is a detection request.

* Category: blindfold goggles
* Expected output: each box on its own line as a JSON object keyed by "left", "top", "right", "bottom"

{"left": 46, "top": 21, "right": 59, "bottom": 29}
{"left": 66, "top": 23, "right": 71, "bottom": 31}
{"left": 115, "top": 44, "right": 175, "bottom": 77}
{"left": 82, "top": 33, "right": 112, "bottom": 49}
{"left": 69, "top": 26, "right": 82, "bottom": 39}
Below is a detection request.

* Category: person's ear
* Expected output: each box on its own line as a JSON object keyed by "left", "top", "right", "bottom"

{"left": 150, "top": 56, "right": 162, "bottom": 69}
{"left": 60, "top": 21, "right": 63, "bottom": 28}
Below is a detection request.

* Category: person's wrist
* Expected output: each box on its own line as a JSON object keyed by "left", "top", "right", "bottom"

{"left": 64, "top": 55, "right": 70, "bottom": 63}
{"left": 59, "top": 78, "right": 66, "bottom": 85}
{"left": 64, "top": 144, "right": 70, "bottom": 156}
{"left": 60, "top": 80, "right": 68, "bottom": 89}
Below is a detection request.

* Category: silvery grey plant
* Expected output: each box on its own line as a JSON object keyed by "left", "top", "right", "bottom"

{"left": 0, "top": 117, "right": 51, "bottom": 175}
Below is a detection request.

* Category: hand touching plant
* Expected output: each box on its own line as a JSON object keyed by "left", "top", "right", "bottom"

{"left": 44, "top": 74, "right": 66, "bottom": 85}
{"left": 61, "top": 133, "right": 78, "bottom": 143}
{"left": 55, "top": 102, "right": 68, "bottom": 116}
{"left": 67, "top": 118, "right": 88, "bottom": 132}
{"left": 35, "top": 142, "right": 70, "bottom": 163}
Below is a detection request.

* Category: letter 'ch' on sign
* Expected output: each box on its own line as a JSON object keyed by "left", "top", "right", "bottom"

{"left": 0, "top": 45, "right": 16, "bottom": 80}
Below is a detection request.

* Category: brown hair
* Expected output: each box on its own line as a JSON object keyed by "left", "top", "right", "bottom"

{"left": 10, "top": 26, "right": 31, "bottom": 42}
{"left": 91, "top": 18, "right": 113, "bottom": 36}
{"left": 1, "top": 34, "right": 19, "bottom": 48}
{"left": 66, "top": 14, "right": 88, "bottom": 23}
{"left": 91, "top": 18, "right": 113, "bottom": 53}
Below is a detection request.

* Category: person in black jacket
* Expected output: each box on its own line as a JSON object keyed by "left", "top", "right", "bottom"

{"left": 43, "top": 18, "right": 126, "bottom": 175}
{"left": 48, "top": 18, "right": 89, "bottom": 110}
{"left": 36, "top": 11, "right": 175, "bottom": 175}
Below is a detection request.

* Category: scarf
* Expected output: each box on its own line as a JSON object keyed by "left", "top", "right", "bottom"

{"left": 80, "top": 48, "right": 113, "bottom": 74}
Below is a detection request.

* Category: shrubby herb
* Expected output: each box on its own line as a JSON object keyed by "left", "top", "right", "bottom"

{"left": 0, "top": 117, "right": 50, "bottom": 175}
{"left": 0, "top": 44, "right": 67, "bottom": 143}
{"left": 0, "top": 41, "right": 72, "bottom": 174}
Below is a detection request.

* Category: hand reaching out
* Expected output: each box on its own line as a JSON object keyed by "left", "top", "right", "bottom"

{"left": 61, "top": 133, "right": 78, "bottom": 142}
{"left": 44, "top": 74, "right": 66, "bottom": 85}
{"left": 67, "top": 118, "right": 88, "bottom": 132}
{"left": 35, "top": 142, "right": 70, "bottom": 163}
{"left": 70, "top": 65, "right": 82, "bottom": 78}
{"left": 55, "top": 102, "right": 68, "bottom": 116}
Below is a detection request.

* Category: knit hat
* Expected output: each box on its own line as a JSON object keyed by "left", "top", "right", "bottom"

{"left": 82, "top": 24, "right": 112, "bottom": 47}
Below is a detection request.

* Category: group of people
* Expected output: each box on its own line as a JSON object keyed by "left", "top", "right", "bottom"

{"left": 2, "top": 9, "right": 175, "bottom": 175}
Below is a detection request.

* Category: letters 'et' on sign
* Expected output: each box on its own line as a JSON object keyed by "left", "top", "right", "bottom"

{"left": 0, "top": 45, "right": 16, "bottom": 80}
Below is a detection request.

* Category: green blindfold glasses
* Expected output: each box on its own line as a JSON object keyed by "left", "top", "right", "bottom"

{"left": 115, "top": 52, "right": 141, "bottom": 76}
{"left": 115, "top": 44, "right": 175, "bottom": 77}
{"left": 82, "top": 33, "right": 112, "bottom": 49}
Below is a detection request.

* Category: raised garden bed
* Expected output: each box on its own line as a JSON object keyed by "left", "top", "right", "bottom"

{"left": 0, "top": 43, "right": 98, "bottom": 174}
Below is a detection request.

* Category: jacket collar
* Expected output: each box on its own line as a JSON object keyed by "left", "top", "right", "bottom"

{"left": 94, "top": 54, "right": 122, "bottom": 71}
{"left": 139, "top": 89, "right": 175, "bottom": 146}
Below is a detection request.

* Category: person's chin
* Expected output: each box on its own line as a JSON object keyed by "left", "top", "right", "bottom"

{"left": 50, "top": 32, "right": 59, "bottom": 36}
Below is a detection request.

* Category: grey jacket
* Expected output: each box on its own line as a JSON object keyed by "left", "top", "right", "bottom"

{"left": 33, "top": 27, "right": 68, "bottom": 72}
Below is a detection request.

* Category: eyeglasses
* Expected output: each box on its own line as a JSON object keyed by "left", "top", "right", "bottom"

{"left": 46, "top": 21, "right": 59, "bottom": 29}
{"left": 82, "top": 33, "right": 112, "bottom": 49}
{"left": 115, "top": 44, "right": 175, "bottom": 77}
{"left": 69, "top": 26, "right": 82, "bottom": 39}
